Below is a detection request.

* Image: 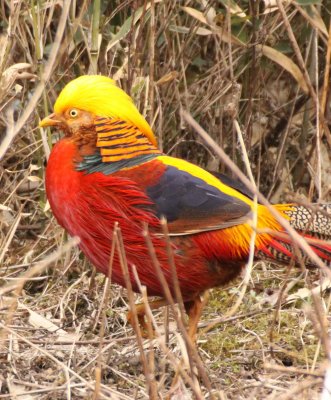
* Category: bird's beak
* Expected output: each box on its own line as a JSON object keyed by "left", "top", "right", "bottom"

{"left": 39, "top": 113, "right": 62, "bottom": 128}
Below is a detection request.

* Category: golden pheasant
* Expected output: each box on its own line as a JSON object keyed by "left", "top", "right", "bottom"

{"left": 40, "top": 75, "right": 331, "bottom": 336}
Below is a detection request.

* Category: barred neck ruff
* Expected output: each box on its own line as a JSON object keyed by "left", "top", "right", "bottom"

{"left": 95, "top": 117, "right": 160, "bottom": 162}
{"left": 75, "top": 116, "right": 160, "bottom": 174}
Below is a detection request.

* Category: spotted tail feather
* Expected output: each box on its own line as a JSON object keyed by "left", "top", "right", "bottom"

{"left": 257, "top": 203, "right": 331, "bottom": 267}
{"left": 282, "top": 203, "right": 331, "bottom": 240}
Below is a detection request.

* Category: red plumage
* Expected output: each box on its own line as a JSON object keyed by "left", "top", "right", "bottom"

{"left": 46, "top": 138, "right": 331, "bottom": 303}
{"left": 47, "top": 139, "right": 243, "bottom": 298}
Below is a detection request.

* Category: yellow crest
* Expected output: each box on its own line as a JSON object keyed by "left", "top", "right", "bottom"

{"left": 54, "top": 75, "right": 157, "bottom": 146}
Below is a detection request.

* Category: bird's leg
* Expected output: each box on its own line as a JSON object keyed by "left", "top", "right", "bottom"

{"left": 184, "top": 292, "right": 208, "bottom": 342}
{"left": 169, "top": 294, "right": 208, "bottom": 393}
{"left": 127, "top": 294, "right": 208, "bottom": 340}
{"left": 127, "top": 299, "right": 168, "bottom": 337}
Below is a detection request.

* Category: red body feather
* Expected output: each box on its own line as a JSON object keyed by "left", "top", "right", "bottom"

{"left": 46, "top": 138, "right": 331, "bottom": 300}
{"left": 46, "top": 139, "right": 246, "bottom": 299}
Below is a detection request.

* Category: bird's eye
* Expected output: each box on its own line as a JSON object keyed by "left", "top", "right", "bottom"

{"left": 69, "top": 109, "right": 78, "bottom": 118}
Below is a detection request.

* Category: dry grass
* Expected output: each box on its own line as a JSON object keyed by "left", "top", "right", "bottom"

{"left": 0, "top": 0, "right": 331, "bottom": 399}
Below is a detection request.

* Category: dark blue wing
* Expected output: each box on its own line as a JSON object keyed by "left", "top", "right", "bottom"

{"left": 146, "top": 165, "right": 251, "bottom": 235}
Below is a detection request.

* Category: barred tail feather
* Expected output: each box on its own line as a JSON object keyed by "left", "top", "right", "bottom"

{"left": 257, "top": 235, "right": 331, "bottom": 268}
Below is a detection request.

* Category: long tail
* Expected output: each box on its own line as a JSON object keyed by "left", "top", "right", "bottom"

{"left": 257, "top": 203, "right": 331, "bottom": 267}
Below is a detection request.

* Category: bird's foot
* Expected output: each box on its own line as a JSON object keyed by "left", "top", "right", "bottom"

{"left": 127, "top": 310, "right": 154, "bottom": 338}
{"left": 126, "top": 299, "right": 168, "bottom": 339}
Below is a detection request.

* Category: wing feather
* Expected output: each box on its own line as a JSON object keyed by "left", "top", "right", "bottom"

{"left": 145, "top": 159, "right": 252, "bottom": 236}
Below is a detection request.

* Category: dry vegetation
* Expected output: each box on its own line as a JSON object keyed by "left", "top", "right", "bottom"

{"left": 1, "top": 0, "right": 331, "bottom": 399}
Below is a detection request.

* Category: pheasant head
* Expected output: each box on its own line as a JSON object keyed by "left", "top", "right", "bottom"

{"left": 39, "top": 75, "right": 158, "bottom": 161}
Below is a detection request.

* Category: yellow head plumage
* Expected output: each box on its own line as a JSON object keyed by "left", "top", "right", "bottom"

{"left": 53, "top": 75, "right": 157, "bottom": 146}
